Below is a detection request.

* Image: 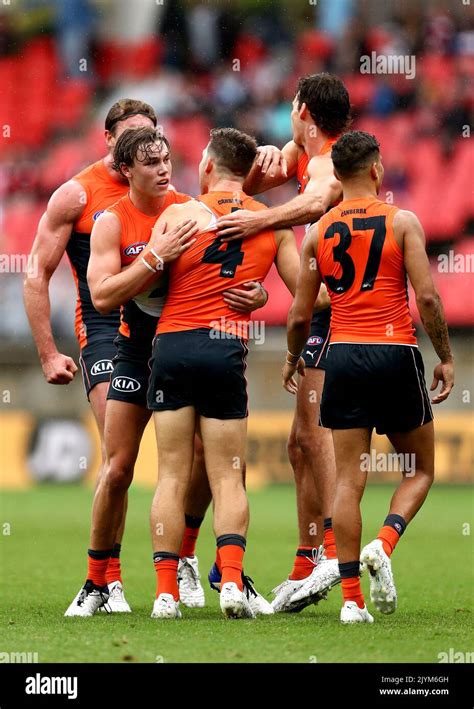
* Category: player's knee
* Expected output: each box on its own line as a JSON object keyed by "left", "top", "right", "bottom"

{"left": 102, "top": 459, "right": 134, "bottom": 493}
{"left": 335, "top": 478, "right": 365, "bottom": 503}
{"left": 411, "top": 466, "right": 434, "bottom": 490}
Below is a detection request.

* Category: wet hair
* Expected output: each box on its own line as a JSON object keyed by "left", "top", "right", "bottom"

{"left": 296, "top": 73, "right": 351, "bottom": 137}
{"left": 112, "top": 127, "right": 170, "bottom": 176}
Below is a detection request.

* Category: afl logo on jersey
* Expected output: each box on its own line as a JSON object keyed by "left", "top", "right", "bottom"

{"left": 93, "top": 210, "right": 105, "bottom": 221}
{"left": 124, "top": 242, "right": 148, "bottom": 257}
{"left": 307, "top": 336, "right": 323, "bottom": 346}
{"left": 90, "top": 359, "right": 114, "bottom": 376}
{"left": 112, "top": 376, "right": 141, "bottom": 392}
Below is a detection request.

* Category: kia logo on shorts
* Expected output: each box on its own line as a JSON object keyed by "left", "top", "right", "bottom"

{"left": 307, "top": 336, "right": 323, "bottom": 346}
{"left": 90, "top": 359, "right": 113, "bottom": 376}
{"left": 124, "top": 242, "right": 148, "bottom": 257}
{"left": 112, "top": 376, "right": 141, "bottom": 392}
{"left": 93, "top": 210, "right": 105, "bottom": 221}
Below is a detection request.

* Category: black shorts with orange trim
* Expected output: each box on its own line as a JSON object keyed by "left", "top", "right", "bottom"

{"left": 106, "top": 331, "right": 155, "bottom": 407}
{"left": 79, "top": 337, "right": 116, "bottom": 399}
{"left": 147, "top": 328, "right": 249, "bottom": 419}
{"left": 320, "top": 343, "right": 433, "bottom": 434}
{"left": 302, "top": 308, "right": 331, "bottom": 370}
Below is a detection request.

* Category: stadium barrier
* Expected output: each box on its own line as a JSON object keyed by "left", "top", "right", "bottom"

{"left": 0, "top": 410, "right": 472, "bottom": 489}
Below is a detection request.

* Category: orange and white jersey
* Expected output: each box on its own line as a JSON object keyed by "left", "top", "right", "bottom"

{"left": 106, "top": 190, "right": 191, "bottom": 336}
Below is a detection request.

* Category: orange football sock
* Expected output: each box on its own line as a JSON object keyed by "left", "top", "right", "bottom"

{"left": 377, "top": 525, "right": 401, "bottom": 557}
{"left": 87, "top": 550, "right": 111, "bottom": 588}
{"left": 215, "top": 548, "right": 222, "bottom": 573}
{"left": 323, "top": 528, "right": 337, "bottom": 560}
{"left": 180, "top": 526, "right": 201, "bottom": 558}
{"left": 289, "top": 547, "right": 314, "bottom": 580}
{"left": 106, "top": 544, "right": 122, "bottom": 585}
{"left": 341, "top": 577, "right": 365, "bottom": 609}
{"left": 219, "top": 545, "right": 244, "bottom": 591}
{"left": 154, "top": 557, "right": 179, "bottom": 600}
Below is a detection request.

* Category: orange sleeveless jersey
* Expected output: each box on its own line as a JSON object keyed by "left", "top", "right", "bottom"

{"left": 66, "top": 160, "right": 129, "bottom": 348}
{"left": 316, "top": 198, "right": 416, "bottom": 345}
{"left": 107, "top": 190, "right": 192, "bottom": 267}
{"left": 157, "top": 191, "right": 278, "bottom": 337}
{"left": 107, "top": 190, "right": 192, "bottom": 338}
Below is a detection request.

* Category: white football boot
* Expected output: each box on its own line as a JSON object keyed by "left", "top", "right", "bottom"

{"left": 102, "top": 580, "right": 131, "bottom": 613}
{"left": 340, "top": 601, "right": 374, "bottom": 624}
{"left": 271, "top": 578, "right": 308, "bottom": 613}
{"left": 178, "top": 556, "right": 205, "bottom": 608}
{"left": 242, "top": 575, "right": 274, "bottom": 615}
{"left": 151, "top": 593, "right": 182, "bottom": 619}
{"left": 288, "top": 552, "right": 340, "bottom": 611}
{"left": 360, "top": 539, "right": 397, "bottom": 614}
{"left": 271, "top": 547, "right": 322, "bottom": 613}
{"left": 220, "top": 582, "right": 256, "bottom": 619}
{"left": 64, "top": 581, "right": 110, "bottom": 617}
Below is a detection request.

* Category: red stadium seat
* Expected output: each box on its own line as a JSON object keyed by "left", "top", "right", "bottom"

{"left": 53, "top": 81, "right": 93, "bottom": 129}
{"left": 2, "top": 199, "right": 47, "bottom": 254}
{"left": 38, "top": 140, "right": 91, "bottom": 193}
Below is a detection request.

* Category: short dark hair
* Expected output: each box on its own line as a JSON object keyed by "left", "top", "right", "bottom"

{"left": 208, "top": 127, "right": 258, "bottom": 178}
{"left": 331, "top": 131, "right": 380, "bottom": 178}
{"left": 112, "top": 127, "right": 170, "bottom": 175}
{"left": 105, "top": 99, "right": 157, "bottom": 135}
{"left": 296, "top": 73, "right": 351, "bottom": 137}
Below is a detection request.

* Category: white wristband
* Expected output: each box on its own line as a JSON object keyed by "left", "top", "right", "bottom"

{"left": 141, "top": 256, "right": 155, "bottom": 273}
{"left": 150, "top": 248, "right": 164, "bottom": 270}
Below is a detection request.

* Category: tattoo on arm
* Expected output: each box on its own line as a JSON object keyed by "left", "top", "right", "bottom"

{"left": 420, "top": 295, "right": 453, "bottom": 362}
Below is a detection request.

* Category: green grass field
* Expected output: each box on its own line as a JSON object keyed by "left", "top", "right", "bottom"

{"left": 0, "top": 484, "right": 472, "bottom": 663}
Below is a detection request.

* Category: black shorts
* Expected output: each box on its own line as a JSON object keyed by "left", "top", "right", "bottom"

{"left": 147, "top": 328, "right": 248, "bottom": 419}
{"left": 106, "top": 333, "right": 153, "bottom": 407}
{"left": 302, "top": 309, "right": 331, "bottom": 370}
{"left": 320, "top": 343, "right": 434, "bottom": 434}
{"left": 79, "top": 338, "right": 116, "bottom": 398}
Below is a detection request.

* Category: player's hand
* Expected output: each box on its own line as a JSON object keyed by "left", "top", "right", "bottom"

{"left": 150, "top": 219, "right": 198, "bottom": 263}
{"left": 255, "top": 145, "right": 288, "bottom": 179}
{"left": 217, "top": 210, "right": 266, "bottom": 242}
{"left": 430, "top": 360, "right": 454, "bottom": 404}
{"left": 282, "top": 357, "right": 305, "bottom": 394}
{"left": 41, "top": 352, "right": 78, "bottom": 385}
{"left": 223, "top": 281, "right": 268, "bottom": 313}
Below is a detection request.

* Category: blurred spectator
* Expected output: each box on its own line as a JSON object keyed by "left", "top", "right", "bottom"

{"left": 52, "top": 0, "right": 96, "bottom": 79}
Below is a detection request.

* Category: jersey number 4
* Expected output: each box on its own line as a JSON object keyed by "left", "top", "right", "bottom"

{"left": 202, "top": 208, "right": 244, "bottom": 278}
{"left": 323, "top": 215, "right": 386, "bottom": 293}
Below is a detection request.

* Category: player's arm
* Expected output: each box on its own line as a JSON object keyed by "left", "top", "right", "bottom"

{"left": 243, "top": 141, "right": 299, "bottom": 196}
{"left": 218, "top": 154, "right": 341, "bottom": 240}
{"left": 397, "top": 210, "right": 454, "bottom": 403}
{"left": 273, "top": 228, "right": 299, "bottom": 295}
{"left": 283, "top": 225, "right": 322, "bottom": 393}
{"left": 87, "top": 211, "right": 198, "bottom": 314}
{"left": 23, "top": 181, "right": 83, "bottom": 384}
